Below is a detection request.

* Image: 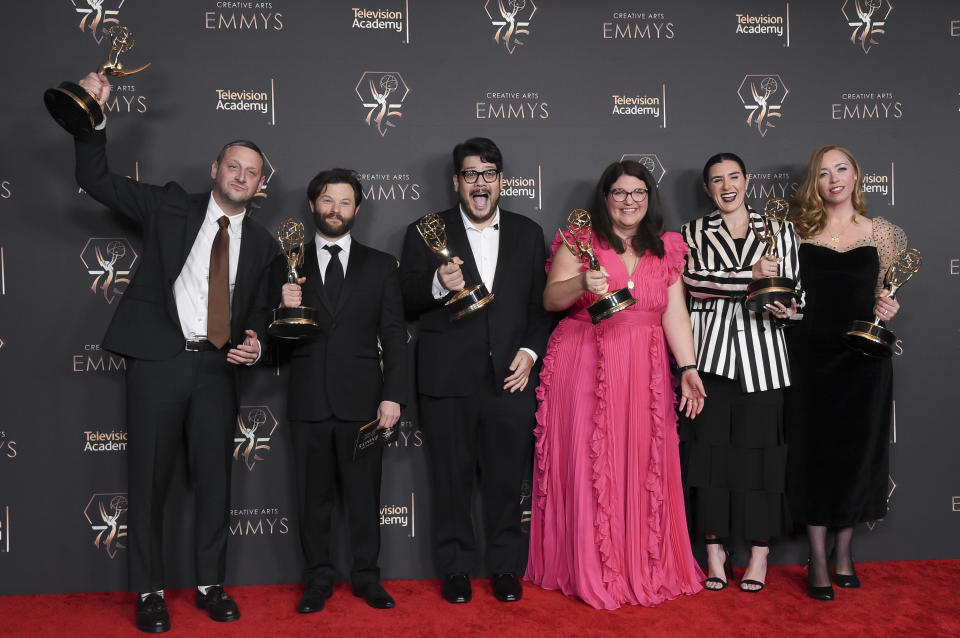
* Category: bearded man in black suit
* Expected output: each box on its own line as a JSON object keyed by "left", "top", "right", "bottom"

{"left": 399, "top": 137, "right": 551, "bottom": 604}
{"left": 272, "top": 169, "right": 406, "bottom": 613}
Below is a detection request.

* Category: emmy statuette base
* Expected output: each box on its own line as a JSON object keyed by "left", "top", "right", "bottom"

{"left": 842, "top": 320, "right": 895, "bottom": 358}
{"left": 445, "top": 283, "right": 495, "bottom": 321}
{"left": 44, "top": 82, "right": 104, "bottom": 136}
{"left": 268, "top": 306, "right": 320, "bottom": 339}
{"left": 588, "top": 287, "right": 636, "bottom": 324}
{"left": 745, "top": 276, "right": 799, "bottom": 313}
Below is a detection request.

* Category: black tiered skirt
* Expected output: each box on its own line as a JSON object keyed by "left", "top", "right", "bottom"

{"left": 679, "top": 373, "right": 788, "bottom": 540}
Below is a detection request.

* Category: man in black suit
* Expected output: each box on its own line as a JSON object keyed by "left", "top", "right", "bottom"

{"left": 272, "top": 169, "right": 406, "bottom": 613}
{"left": 399, "top": 137, "right": 551, "bottom": 603}
{"left": 71, "top": 73, "right": 277, "bottom": 633}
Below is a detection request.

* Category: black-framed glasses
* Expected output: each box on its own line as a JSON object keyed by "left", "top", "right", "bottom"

{"left": 608, "top": 188, "right": 649, "bottom": 202}
{"left": 459, "top": 168, "right": 501, "bottom": 184}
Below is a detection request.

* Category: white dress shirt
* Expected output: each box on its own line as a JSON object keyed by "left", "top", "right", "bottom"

{"left": 430, "top": 207, "right": 536, "bottom": 364}
{"left": 173, "top": 195, "right": 244, "bottom": 340}
{"left": 315, "top": 232, "right": 352, "bottom": 281}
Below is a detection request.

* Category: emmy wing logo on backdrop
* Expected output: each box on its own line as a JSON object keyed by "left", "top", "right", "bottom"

{"left": 842, "top": 0, "right": 892, "bottom": 53}
{"left": 81, "top": 238, "right": 138, "bottom": 304}
{"left": 484, "top": 0, "right": 536, "bottom": 54}
{"left": 738, "top": 75, "right": 788, "bottom": 137}
{"left": 233, "top": 406, "right": 279, "bottom": 471}
{"left": 71, "top": 0, "right": 124, "bottom": 44}
{"left": 84, "top": 493, "right": 127, "bottom": 558}
{"left": 619, "top": 154, "right": 666, "bottom": 184}
{"left": 356, "top": 72, "right": 410, "bottom": 136}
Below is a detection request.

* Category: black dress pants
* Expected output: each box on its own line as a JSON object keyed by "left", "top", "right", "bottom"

{"left": 419, "top": 368, "right": 535, "bottom": 575}
{"left": 290, "top": 417, "right": 383, "bottom": 589}
{"left": 125, "top": 349, "right": 237, "bottom": 593}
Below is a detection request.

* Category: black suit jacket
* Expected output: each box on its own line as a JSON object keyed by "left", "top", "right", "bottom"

{"left": 271, "top": 239, "right": 407, "bottom": 422}
{"left": 399, "top": 207, "right": 551, "bottom": 397}
{"left": 74, "top": 129, "right": 277, "bottom": 361}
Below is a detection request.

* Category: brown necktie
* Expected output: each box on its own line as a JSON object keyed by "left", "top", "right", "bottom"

{"left": 207, "top": 215, "right": 231, "bottom": 349}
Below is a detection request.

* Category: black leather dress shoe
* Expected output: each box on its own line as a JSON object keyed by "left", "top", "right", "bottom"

{"left": 195, "top": 586, "right": 241, "bottom": 622}
{"left": 298, "top": 587, "right": 333, "bottom": 613}
{"left": 352, "top": 582, "right": 396, "bottom": 609}
{"left": 136, "top": 594, "right": 170, "bottom": 633}
{"left": 492, "top": 573, "right": 523, "bottom": 602}
{"left": 442, "top": 573, "right": 471, "bottom": 603}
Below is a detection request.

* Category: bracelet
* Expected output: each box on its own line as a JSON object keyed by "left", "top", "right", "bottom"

{"left": 678, "top": 364, "right": 697, "bottom": 374}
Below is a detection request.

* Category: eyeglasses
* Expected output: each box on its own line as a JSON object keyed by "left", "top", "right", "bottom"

{"left": 459, "top": 169, "right": 501, "bottom": 184}
{"left": 608, "top": 188, "right": 649, "bottom": 202}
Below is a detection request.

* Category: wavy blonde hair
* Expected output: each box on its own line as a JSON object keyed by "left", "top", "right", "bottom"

{"left": 790, "top": 145, "right": 868, "bottom": 239}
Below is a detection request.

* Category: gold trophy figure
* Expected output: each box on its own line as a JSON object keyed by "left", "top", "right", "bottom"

{"left": 44, "top": 25, "right": 152, "bottom": 136}
{"left": 267, "top": 219, "right": 321, "bottom": 339}
{"left": 842, "top": 248, "right": 921, "bottom": 358}
{"left": 560, "top": 209, "right": 636, "bottom": 324}
{"left": 416, "top": 213, "right": 495, "bottom": 320}
{"left": 744, "top": 198, "right": 801, "bottom": 312}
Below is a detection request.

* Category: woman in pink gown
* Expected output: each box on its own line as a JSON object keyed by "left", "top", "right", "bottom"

{"left": 525, "top": 160, "right": 706, "bottom": 609}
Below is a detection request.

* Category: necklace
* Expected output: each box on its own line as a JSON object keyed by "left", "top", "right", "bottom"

{"left": 827, "top": 215, "right": 857, "bottom": 243}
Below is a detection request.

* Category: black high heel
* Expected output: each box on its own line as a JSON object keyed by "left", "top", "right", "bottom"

{"left": 739, "top": 540, "right": 768, "bottom": 593}
{"left": 704, "top": 538, "right": 731, "bottom": 591}
{"left": 805, "top": 558, "right": 835, "bottom": 601}
{"left": 830, "top": 550, "right": 861, "bottom": 588}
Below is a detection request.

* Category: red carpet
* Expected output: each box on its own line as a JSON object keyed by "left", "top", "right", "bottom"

{"left": 3, "top": 561, "right": 959, "bottom": 637}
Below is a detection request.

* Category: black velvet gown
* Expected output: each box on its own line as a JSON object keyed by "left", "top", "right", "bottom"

{"left": 785, "top": 242, "right": 892, "bottom": 526}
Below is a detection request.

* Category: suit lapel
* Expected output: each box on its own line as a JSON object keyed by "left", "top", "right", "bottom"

{"left": 182, "top": 197, "right": 207, "bottom": 267}
{"left": 703, "top": 210, "right": 742, "bottom": 269}
{"left": 742, "top": 209, "right": 767, "bottom": 266}
{"left": 444, "top": 208, "right": 483, "bottom": 287}
{"left": 335, "top": 240, "right": 367, "bottom": 315}
{"left": 491, "top": 211, "right": 515, "bottom": 293}
{"left": 232, "top": 215, "right": 257, "bottom": 329}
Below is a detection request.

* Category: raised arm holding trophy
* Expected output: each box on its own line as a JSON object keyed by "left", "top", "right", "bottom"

{"left": 44, "top": 24, "right": 150, "bottom": 136}
{"left": 45, "top": 31, "right": 279, "bottom": 633}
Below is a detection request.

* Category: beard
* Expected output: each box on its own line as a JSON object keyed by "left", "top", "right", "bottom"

{"left": 313, "top": 210, "right": 355, "bottom": 238}
{"left": 458, "top": 184, "right": 499, "bottom": 224}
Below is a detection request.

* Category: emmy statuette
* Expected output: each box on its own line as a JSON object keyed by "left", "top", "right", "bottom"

{"left": 268, "top": 219, "right": 321, "bottom": 339}
{"left": 416, "top": 213, "right": 495, "bottom": 320}
{"left": 842, "top": 248, "right": 921, "bottom": 358}
{"left": 744, "top": 198, "right": 801, "bottom": 313}
{"left": 44, "top": 25, "right": 151, "bottom": 136}
{"left": 560, "top": 209, "right": 636, "bottom": 324}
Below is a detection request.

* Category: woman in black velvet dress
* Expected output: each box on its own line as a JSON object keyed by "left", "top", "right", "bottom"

{"left": 785, "top": 146, "right": 906, "bottom": 601}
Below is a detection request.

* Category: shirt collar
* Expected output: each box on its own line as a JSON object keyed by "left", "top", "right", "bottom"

{"left": 206, "top": 194, "right": 245, "bottom": 232}
{"left": 316, "top": 231, "right": 352, "bottom": 254}
{"left": 458, "top": 205, "right": 500, "bottom": 232}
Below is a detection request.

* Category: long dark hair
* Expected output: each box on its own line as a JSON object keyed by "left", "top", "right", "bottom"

{"left": 591, "top": 160, "right": 665, "bottom": 258}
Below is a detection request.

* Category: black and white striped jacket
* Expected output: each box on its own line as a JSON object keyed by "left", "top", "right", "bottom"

{"left": 680, "top": 208, "right": 803, "bottom": 393}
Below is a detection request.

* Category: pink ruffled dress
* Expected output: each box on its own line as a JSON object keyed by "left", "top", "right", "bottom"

{"left": 525, "top": 231, "right": 704, "bottom": 609}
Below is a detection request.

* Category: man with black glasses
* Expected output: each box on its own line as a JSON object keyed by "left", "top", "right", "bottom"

{"left": 399, "top": 137, "right": 552, "bottom": 604}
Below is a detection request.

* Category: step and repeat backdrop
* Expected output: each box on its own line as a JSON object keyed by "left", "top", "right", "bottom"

{"left": 0, "top": 1, "right": 957, "bottom": 595}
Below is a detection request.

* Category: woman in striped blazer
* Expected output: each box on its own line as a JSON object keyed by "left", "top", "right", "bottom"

{"left": 679, "top": 153, "right": 801, "bottom": 593}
